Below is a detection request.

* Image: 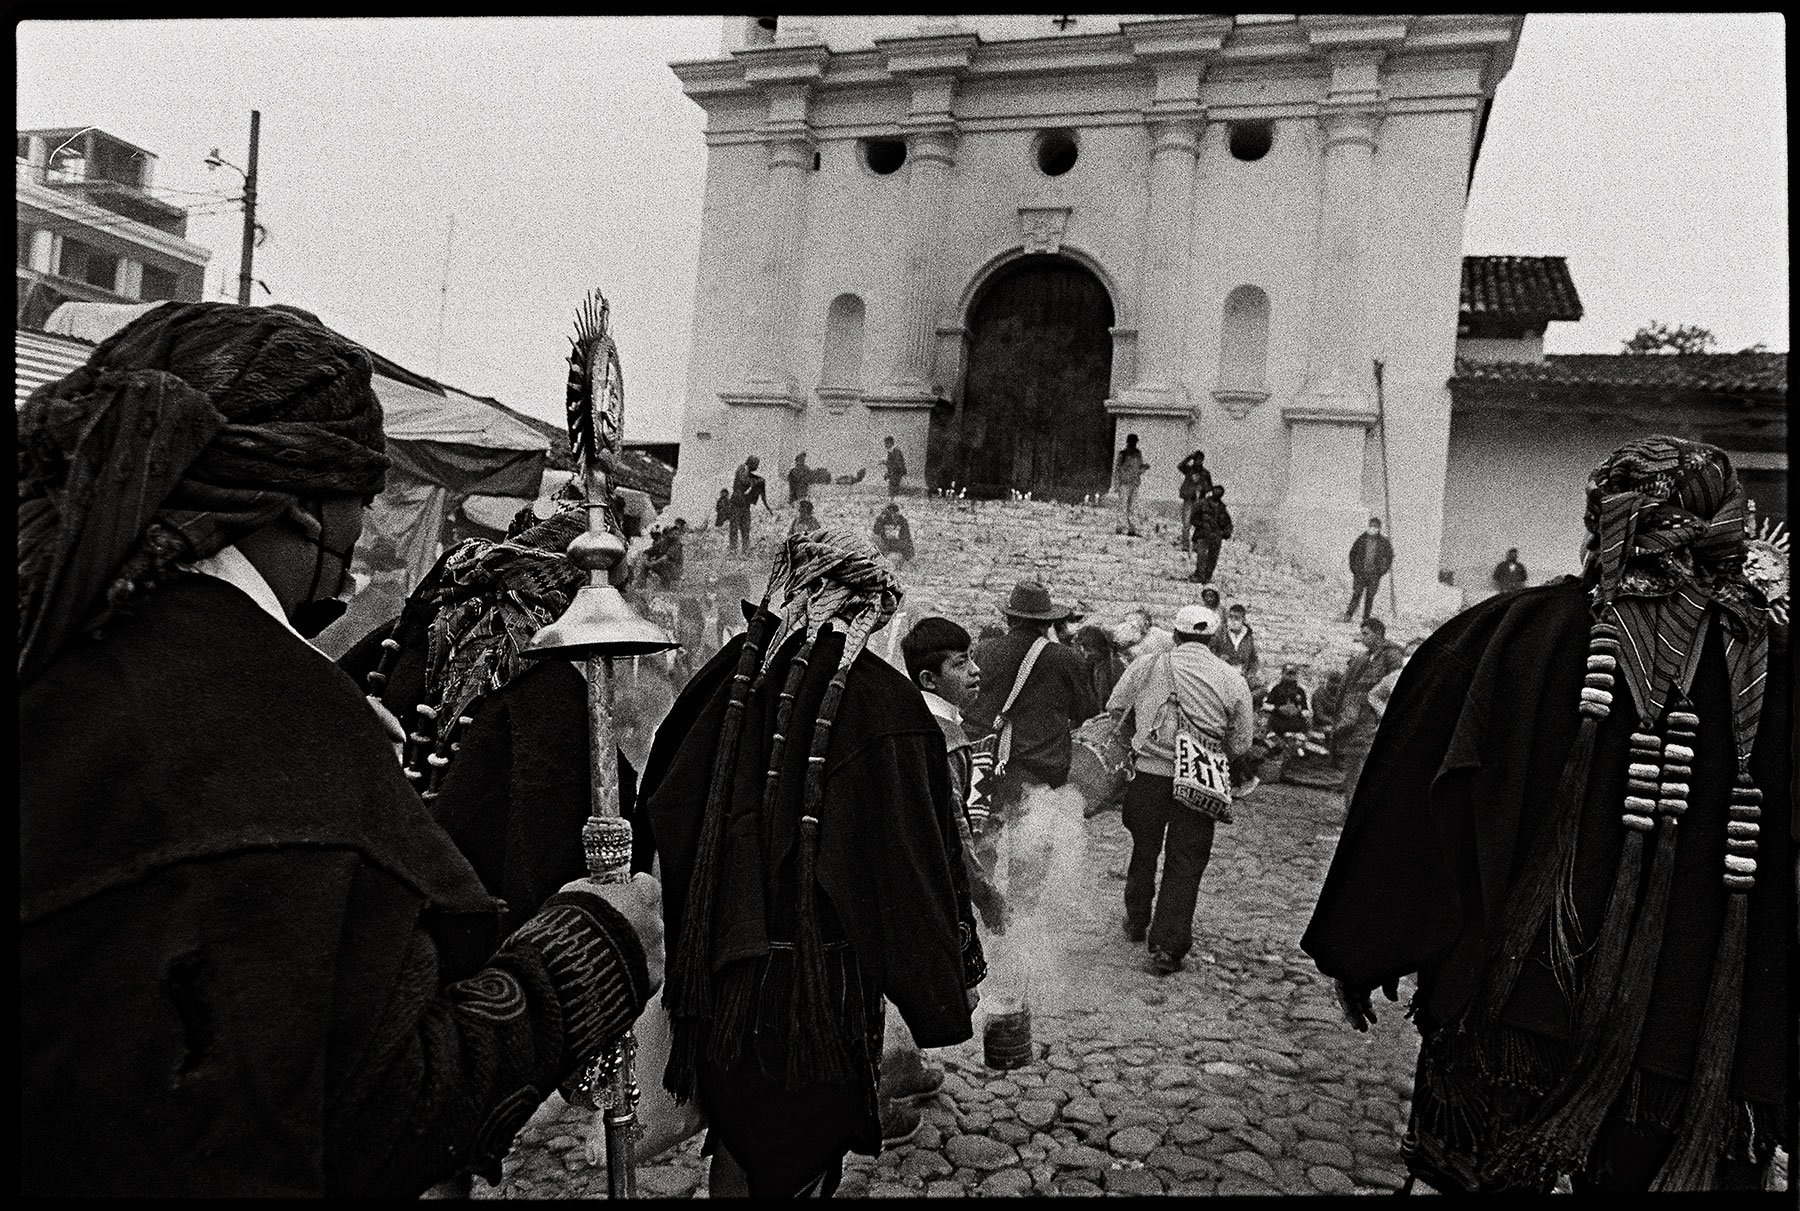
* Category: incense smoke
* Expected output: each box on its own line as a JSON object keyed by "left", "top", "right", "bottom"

{"left": 982, "top": 783, "right": 1090, "bottom": 1021}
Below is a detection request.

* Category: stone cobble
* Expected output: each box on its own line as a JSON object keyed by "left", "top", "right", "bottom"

{"left": 475, "top": 781, "right": 1435, "bottom": 1197}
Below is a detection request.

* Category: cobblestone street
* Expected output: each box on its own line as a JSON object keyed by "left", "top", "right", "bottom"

{"left": 479, "top": 780, "right": 1433, "bottom": 1198}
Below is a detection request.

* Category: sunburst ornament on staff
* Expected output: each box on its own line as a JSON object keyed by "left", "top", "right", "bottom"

{"left": 1742, "top": 513, "right": 1789, "bottom": 627}
{"left": 565, "top": 290, "right": 625, "bottom": 472}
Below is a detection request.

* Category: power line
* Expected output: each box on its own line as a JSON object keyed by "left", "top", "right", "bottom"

{"left": 31, "top": 168, "right": 241, "bottom": 205}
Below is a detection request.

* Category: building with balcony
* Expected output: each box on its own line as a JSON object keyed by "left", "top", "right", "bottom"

{"left": 16, "top": 127, "right": 212, "bottom": 329}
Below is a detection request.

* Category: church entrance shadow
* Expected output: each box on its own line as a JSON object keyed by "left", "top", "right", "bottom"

{"left": 931, "top": 255, "right": 1116, "bottom": 501}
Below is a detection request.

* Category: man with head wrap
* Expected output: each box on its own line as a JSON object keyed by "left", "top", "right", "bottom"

{"left": 19, "top": 302, "right": 665, "bottom": 1197}
{"left": 639, "top": 528, "right": 977, "bottom": 1197}
{"left": 1303, "top": 436, "right": 1790, "bottom": 1193}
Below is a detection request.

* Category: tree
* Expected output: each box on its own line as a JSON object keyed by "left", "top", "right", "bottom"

{"left": 1621, "top": 321, "right": 1718, "bottom": 355}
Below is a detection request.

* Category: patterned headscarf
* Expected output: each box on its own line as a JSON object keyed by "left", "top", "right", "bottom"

{"left": 758, "top": 526, "right": 903, "bottom": 676}
{"left": 18, "top": 302, "right": 388, "bottom": 685}
{"left": 419, "top": 504, "right": 589, "bottom": 742}
{"left": 1583, "top": 436, "right": 1768, "bottom": 761}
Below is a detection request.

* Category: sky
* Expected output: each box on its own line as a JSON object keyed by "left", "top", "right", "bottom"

{"left": 17, "top": 14, "right": 1788, "bottom": 443}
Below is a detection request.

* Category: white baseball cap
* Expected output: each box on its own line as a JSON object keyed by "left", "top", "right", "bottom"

{"left": 1173, "top": 604, "right": 1220, "bottom": 636}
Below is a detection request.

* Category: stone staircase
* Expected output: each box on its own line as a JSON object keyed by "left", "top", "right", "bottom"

{"left": 678, "top": 488, "right": 1449, "bottom": 682}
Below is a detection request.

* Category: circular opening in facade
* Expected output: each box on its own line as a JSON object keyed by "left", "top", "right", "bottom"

{"left": 1035, "top": 129, "right": 1079, "bottom": 176}
{"left": 862, "top": 138, "right": 907, "bottom": 175}
{"left": 1229, "top": 120, "right": 1274, "bottom": 162}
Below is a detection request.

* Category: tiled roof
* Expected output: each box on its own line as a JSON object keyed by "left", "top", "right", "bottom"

{"left": 1460, "top": 256, "right": 1583, "bottom": 322}
{"left": 1452, "top": 352, "right": 1787, "bottom": 397}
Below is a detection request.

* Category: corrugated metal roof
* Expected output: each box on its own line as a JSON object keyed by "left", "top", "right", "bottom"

{"left": 1460, "top": 256, "right": 1584, "bottom": 322}
{"left": 16, "top": 328, "right": 95, "bottom": 407}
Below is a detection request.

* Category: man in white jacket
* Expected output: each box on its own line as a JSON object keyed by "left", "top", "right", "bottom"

{"left": 1106, "top": 605, "right": 1255, "bottom": 976}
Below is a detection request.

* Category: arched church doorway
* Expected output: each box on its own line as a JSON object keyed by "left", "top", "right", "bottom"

{"left": 931, "top": 255, "right": 1115, "bottom": 499}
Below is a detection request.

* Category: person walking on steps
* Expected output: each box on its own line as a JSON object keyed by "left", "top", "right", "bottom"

{"left": 1107, "top": 605, "right": 1256, "bottom": 977}
{"left": 1344, "top": 517, "right": 1394, "bottom": 622}
{"left": 1177, "top": 450, "right": 1214, "bottom": 552}
{"left": 884, "top": 436, "right": 907, "bottom": 498}
{"left": 729, "top": 455, "right": 774, "bottom": 558}
{"left": 1115, "top": 434, "right": 1148, "bottom": 537}
{"left": 1190, "top": 485, "right": 1233, "bottom": 583}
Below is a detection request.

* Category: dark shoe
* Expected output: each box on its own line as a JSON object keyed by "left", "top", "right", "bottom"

{"left": 881, "top": 1053, "right": 945, "bottom": 1103}
{"left": 879, "top": 1099, "right": 923, "bottom": 1145}
{"left": 1124, "top": 917, "right": 1147, "bottom": 944}
{"left": 1150, "top": 950, "right": 1183, "bottom": 977}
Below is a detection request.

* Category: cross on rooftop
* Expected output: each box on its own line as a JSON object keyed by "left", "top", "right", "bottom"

{"left": 1052, "top": 15, "right": 1077, "bottom": 32}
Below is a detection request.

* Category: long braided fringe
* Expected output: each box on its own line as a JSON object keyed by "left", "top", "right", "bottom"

{"left": 1480, "top": 705, "right": 1695, "bottom": 1188}
{"left": 663, "top": 606, "right": 775, "bottom": 1103}
{"left": 785, "top": 605, "right": 883, "bottom": 1089}
{"left": 1477, "top": 620, "right": 1622, "bottom": 1036}
{"left": 1651, "top": 772, "right": 1763, "bottom": 1190}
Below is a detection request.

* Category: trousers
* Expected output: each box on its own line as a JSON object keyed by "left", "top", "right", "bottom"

{"left": 1121, "top": 773, "right": 1218, "bottom": 961}
{"left": 728, "top": 507, "right": 751, "bottom": 555}
{"left": 1194, "top": 538, "right": 1222, "bottom": 583}
{"left": 1345, "top": 574, "right": 1382, "bottom": 620}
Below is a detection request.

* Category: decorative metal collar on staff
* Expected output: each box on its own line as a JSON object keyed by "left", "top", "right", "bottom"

{"left": 522, "top": 289, "right": 677, "bottom": 1199}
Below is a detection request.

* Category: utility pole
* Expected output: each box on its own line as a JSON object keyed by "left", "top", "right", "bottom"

{"left": 236, "top": 110, "right": 261, "bottom": 305}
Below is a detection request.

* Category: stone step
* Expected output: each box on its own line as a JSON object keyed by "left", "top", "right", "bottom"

{"left": 679, "top": 490, "right": 1444, "bottom": 686}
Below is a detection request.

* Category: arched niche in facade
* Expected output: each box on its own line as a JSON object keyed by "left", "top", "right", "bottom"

{"left": 817, "top": 292, "right": 866, "bottom": 411}
{"left": 1214, "top": 284, "right": 1272, "bottom": 420}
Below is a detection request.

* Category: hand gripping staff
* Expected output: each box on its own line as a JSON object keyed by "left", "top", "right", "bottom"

{"left": 522, "top": 290, "right": 678, "bottom": 1198}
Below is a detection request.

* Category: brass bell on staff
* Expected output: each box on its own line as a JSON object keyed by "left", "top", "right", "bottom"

{"left": 524, "top": 526, "right": 678, "bottom": 660}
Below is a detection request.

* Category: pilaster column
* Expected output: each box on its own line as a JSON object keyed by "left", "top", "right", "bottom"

{"left": 1109, "top": 14, "right": 1230, "bottom": 464}
{"left": 867, "top": 33, "right": 978, "bottom": 411}
{"left": 1279, "top": 30, "right": 1401, "bottom": 579}
{"left": 1293, "top": 102, "right": 1384, "bottom": 411}
{"left": 1115, "top": 115, "right": 1201, "bottom": 409}
{"left": 874, "top": 125, "right": 957, "bottom": 399}
{"left": 756, "top": 132, "right": 815, "bottom": 398}
{"left": 721, "top": 43, "right": 828, "bottom": 410}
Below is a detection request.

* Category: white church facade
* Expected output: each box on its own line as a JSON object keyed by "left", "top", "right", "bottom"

{"left": 667, "top": 14, "right": 1525, "bottom": 610}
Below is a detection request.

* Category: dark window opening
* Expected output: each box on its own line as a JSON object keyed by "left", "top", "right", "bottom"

{"left": 58, "top": 238, "right": 119, "bottom": 290}
{"left": 16, "top": 134, "right": 31, "bottom": 161}
{"left": 18, "top": 227, "right": 35, "bottom": 267}
{"left": 141, "top": 263, "right": 180, "bottom": 301}
{"left": 862, "top": 138, "right": 907, "bottom": 176}
{"left": 813, "top": 150, "right": 821, "bottom": 171}
{"left": 1036, "top": 129, "right": 1079, "bottom": 176}
{"left": 1229, "top": 121, "right": 1274, "bottom": 162}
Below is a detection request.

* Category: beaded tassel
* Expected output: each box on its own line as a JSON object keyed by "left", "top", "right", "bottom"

{"left": 1722, "top": 777, "right": 1760, "bottom": 892}
{"left": 1578, "top": 624, "right": 1621, "bottom": 721}
{"left": 364, "top": 629, "right": 403, "bottom": 693}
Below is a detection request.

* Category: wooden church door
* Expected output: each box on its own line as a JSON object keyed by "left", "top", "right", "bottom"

{"left": 934, "top": 256, "right": 1116, "bottom": 499}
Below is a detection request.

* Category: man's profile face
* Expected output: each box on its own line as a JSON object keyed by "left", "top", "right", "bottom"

{"left": 1367, "top": 522, "right": 1381, "bottom": 535}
